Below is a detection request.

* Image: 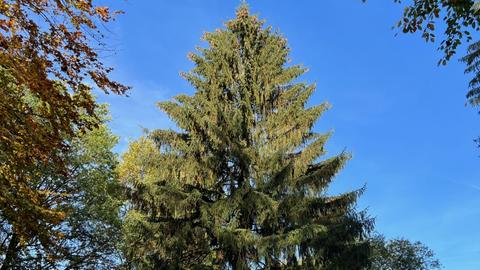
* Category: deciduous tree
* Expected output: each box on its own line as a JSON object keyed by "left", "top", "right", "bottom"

{"left": 0, "top": 102, "right": 123, "bottom": 269}
{"left": 361, "top": 0, "right": 480, "bottom": 144}
{"left": 392, "top": 0, "right": 480, "bottom": 108}
{"left": 0, "top": 0, "right": 128, "bottom": 246}
{"left": 393, "top": 0, "right": 479, "bottom": 64}
{"left": 368, "top": 234, "right": 441, "bottom": 270}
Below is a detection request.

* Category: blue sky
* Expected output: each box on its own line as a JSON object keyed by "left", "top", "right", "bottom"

{"left": 97, "top": 1, "right": 480, "bottom": 268}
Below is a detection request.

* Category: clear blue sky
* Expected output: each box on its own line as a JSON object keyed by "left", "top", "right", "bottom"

{"left": 97, "top": 1, "right": 480, "bottom": 269}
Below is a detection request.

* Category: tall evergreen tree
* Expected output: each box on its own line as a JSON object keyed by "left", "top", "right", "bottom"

{"left": 120, "top": 5, "right": 372, "bottom": 269}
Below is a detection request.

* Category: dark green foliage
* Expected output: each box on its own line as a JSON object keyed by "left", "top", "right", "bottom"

{"left": 385, "top": 0, "right": 480, "bottom": 140}
{"left": 461, "top": 41, "right": 480, "bottom": 107}
{"left": 393, "top": 0, "right": 479, "bottom": 64}
{"left": 120, "top": 5, "right": 372, "bottom": 269}
{"left": 462, "top": 39, "right": 480, "bottom": 145}
{"left": 368, "top": 235, "right": 441, "bottom": 270}
{"left": 393, "top": 0, "right": 480, "bottom": 111}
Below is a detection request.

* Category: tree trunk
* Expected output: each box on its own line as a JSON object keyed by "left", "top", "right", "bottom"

{"left": 1, "top": 233, "right": 19, "bottom": 270}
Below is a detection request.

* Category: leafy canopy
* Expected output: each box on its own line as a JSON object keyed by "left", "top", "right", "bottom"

{"left": 393, "top": 0, "right": 480, "bottom": 64}
{"left": 0, "top": 0, "right": 128, "bottom": 245}
{"left": 0, "top": 103, "right": 124, "bottom": 269}
{"left": 390, "top": 0, "right": 480, "bottom": 108}
{"left": 369, "top": 235, "right": 441, "bottom": 270}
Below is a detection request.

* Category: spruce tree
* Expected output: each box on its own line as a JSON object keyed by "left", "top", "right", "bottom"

{"left": 120, "top": 5, "right": 371, "bottom": 269}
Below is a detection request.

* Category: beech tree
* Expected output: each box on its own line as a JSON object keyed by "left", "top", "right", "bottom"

{"left": 0, "top": 0, "right": 128, "bottom": 246}
{"left": 0, "top": 101, "right": 123, "bottom": 269}
{"left": 120, "top": 6, "right": 372, "bottom": 269}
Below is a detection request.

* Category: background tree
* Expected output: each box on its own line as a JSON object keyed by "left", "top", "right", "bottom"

{"left": 120, "top": 5, "right": 372, "bottom": 269}
{"left": 0, "top": 0, "right": 128, "bottom": 246}
{"left": 368, "top": 234, "right": 441, "bottom": 270}
{"left": 0, "top": 93, "right": 124, "bottom": 269}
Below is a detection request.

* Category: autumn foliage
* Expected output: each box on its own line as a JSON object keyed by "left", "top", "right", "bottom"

{"left": 0, "top": 2, "right": 447, "bottom": 269}
{"left": 0, "top": 0, "right": 127, "bottom": 247}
